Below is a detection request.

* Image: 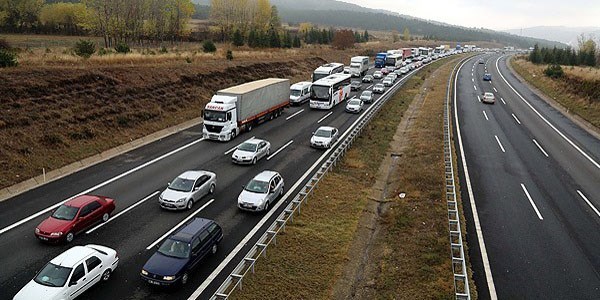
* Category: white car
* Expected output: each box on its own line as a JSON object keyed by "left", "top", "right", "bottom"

{"left": 400, "top": 66, "right": 409, "bottom": 74}
{"left": 360, "top": 90, "right": 374, "bottom": 103}
{"left": 373, "top": 83, "right": 386, "bottom": 94}
{"left": 159, "top": 170, "right": 216, "bottom": 210}
{"left": 373, "top": 71, "right": 383, "bottom": 79}
{"left": 232, "top": 138, "right": 271, "bottom": 165}
{"left": 238, "top": 171, "right": 284, "bottom": 212}
{"left": 14, "top": 245, "right": 118, "bottom": 300}
{"left": 310, "top": 126, "right": 339, "bottom": 149}
{"left": 482, "top": 92, "right": 495, "bottom": 104}
{"left": 383, "top": 77, "right": 394, "bottom": 87}
{"left": 345, "top": 99, "right": 364, "bottom": 114}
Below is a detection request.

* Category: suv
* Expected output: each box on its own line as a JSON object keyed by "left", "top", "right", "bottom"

{"left": 141, "top": 218, "right": 223, "bottom": 287}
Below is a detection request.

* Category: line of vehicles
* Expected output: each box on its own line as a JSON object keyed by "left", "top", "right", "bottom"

{"left": 13, "top": 48, "right": 463, "bottom": 299}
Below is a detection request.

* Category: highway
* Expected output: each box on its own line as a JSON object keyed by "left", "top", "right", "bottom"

{"left": 454, "top": 54, "right": 600, "bottom": 299}
{"left": 0, "top": 59, "right": 433, "bottom": 300}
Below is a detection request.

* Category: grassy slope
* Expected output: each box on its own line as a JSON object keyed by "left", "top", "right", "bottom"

{"left": 229, "top": 58, "right": 459, "bottom": 299}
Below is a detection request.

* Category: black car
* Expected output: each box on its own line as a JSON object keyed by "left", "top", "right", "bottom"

{"left": 141, "top": 218, "right": 223, "bottom": 287}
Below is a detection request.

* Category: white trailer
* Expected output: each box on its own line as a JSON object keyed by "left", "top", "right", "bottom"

{"left": 349, "top": 56, "right": 369, "bottom": 77}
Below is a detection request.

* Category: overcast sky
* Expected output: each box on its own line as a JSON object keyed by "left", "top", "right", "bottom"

{"left": 338, "top": 0, "right": 600, "bottom": 30}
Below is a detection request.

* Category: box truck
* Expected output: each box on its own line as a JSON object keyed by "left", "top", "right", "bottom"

{"left": 202, "top": 78, "right": 290, "bottom": 141}
{"left": 349, "top": 56, "right": 369, "bottom": 77}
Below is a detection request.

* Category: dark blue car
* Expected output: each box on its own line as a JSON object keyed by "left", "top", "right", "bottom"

{"left": 483, "top": 73, "right": 492, "bottom": 81}
{"left": 141, "top": 217, "right": 223, "bottom": 286}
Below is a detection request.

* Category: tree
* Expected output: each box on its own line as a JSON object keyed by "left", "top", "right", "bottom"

{"left": 39, "top": 2, "right": 89, "bottom": 35}
{"left": 0, "top": 0, "right": 44, "bottom": 31}
{"left": 529, "top": 44, "right": 541, "bottom": 64}
{"left": 74, "top": 39, "right": 96, "bottom": 58}
{"left": 232, "top": 28, "right": 244, "bottom": 46}
{"left": 203, "top": 40, "right": 217, "bottom": 52}
{"left": 292, "top": 35, "right": 301, "bottom": 48}
{"left": 403, "top": 27, "right": 410, "bottom": 41}
{"left": 282, "top": 30, "right": 292, "bottom": 48}
{"left": 268, "top": 26, "right": 280, "bottom": 48}
{"left": 363, "top": 30, "right": 369, "bottom": 42}
{"left": 332, "top": 29, "right": 355, "bottom": 50}
{"left": 248, "top": 27, "right": 258, "bottom": 47}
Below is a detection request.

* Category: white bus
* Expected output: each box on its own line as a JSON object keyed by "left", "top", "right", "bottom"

{"left": 310, "top": 73, "right": 352, "bottom": 110}
{"left": 312, "top": 63, "right": 344, "bottom": 82}
{"left": 385, "top": 54, "right": 402, "bottom": 69}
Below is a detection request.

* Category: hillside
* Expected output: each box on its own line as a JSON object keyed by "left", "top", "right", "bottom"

{"left": 504, "top": 26, "right": 600, "bottom": 47}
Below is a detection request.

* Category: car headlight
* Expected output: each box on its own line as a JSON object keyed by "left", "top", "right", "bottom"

{"left": 35, "top": 228, "right": 40, "bottom": 234}
{"left": 141, "top": 270, "right": 148, "bottom": 276}
{"left": 177, "top": 198, "right": 186, "bottom": 203}
{"left": 163, "top": 276, "right": 175, "bottom": 281}
{"left": 50, "top": 232, "right": 63, "bottom": 236}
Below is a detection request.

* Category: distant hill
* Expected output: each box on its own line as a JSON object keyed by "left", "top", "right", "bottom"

{"left": 193, "top": 0, "right": 564, "bottom": 48}
{"left": 504, "top": 26, "right": 600, "bottom": 47}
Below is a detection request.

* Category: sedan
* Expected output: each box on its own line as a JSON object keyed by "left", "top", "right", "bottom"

{"left": 383, "top": 77, "right": 394, "bottom": 87}
{"left": 482, "top": 92, "right": 495, "bottom": 104}
{"left": 35, "top": 195, "right": 115, "bottom": 243}
{"left": 159, "top": 171, "right": 216, "bottom": 210}
{"left": 238, "top": 171, "right": 284, "bottom": 212}
{"left": 345, "top": 99, "right": 364, "bottom": 114}
{"left": 310, "top": 126, "right": 339, "bottom": 149}
{"left": 362, "top": 75, "right": 374, "bottom": 83}
{"left": 360, "top": 90, "right": 374, "bottom": 103}
{"left": 232, "top": 138, "right": 270, "bottom": 165}
{"left": 373, "top": 71, "right": 383, "bottom": 79}
{"left": 483, "top": 73, "right": 492, "bottom": 81}
{"left": 400, "top": 66, "right": 409, "bottom": 74}
{"left": 350, "top": 80, "right": 362, "bottom": 91}
{"left": 14, "top": 244, "right": 118, "bottom": 300}
{"left": 381, "top": 67, "right": 390, "bottom": 75}
{"left": 373, "top": 83, "right": 386, "bottom": 94}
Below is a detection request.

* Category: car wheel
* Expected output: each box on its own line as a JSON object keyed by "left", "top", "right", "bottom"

{"left": 269, "top": 113, "right": 274, "bottom": 120}
{"left": 209, "top": 183, "right": 215, "bottom": 194}
{"left": 181, "top": 273, "right": 189, "bottom": 286}
{"left": 102, "top": 213, "right": 110, "bottom": 222}
{"left": 252, "top": 157, "right": 257, "bottom": 165}
{"left": 266, "top": 148, "right": 270, "bottom": 156}
{"left": 279, "top": 186, "right": 284, "bottom": 197}
{"left": 211, "top": 244, "right": 218, "bottom": 255}
{"left": 186, "top": 199, "right": 193, "bottom": 210}
{"left": 101, "top": 269, "right": 111, "bottom": 282}
{"left": 65, "top": 232, "right": 74, "bottom": 243}
{"left": 264, "top": 201, "right": 269, "bottom": 211}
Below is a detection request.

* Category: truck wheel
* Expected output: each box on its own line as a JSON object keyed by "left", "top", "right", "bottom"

{"left": 231, "top": 131, "right": 236, "bottom": 140}
{"left": 247, "top": 123, "right": 253, "bottom": 132}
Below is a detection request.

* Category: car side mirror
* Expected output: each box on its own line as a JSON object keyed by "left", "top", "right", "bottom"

{"left": 242, "top": 185, "right": 245, "bottom": 189}
{"left": 311, "top": 132, "right": 315, "bottom": 135}
{"left": 69, "top": 280, "right": 77, "bottom": 287}
{"left": 194, "top": 187, "right": 200, "bottom": 191}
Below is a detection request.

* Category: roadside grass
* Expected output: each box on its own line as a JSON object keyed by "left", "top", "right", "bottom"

{"left": 229, "top": 58, "right": 458, "bottom": 299}
{"left": 510, "top": 58, "right": 600, "bottom": 129}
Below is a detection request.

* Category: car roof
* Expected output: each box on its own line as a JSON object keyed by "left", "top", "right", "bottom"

{"left": 177, "top": 170, "right": 212, "bottom": 180}
{"left": 170, "top": 217, "right": 213, "bottom": 243}
{"left": 484, "top": 92, "right": 494, "bottom": 96}
{"left": 291, "top": 81, "right": 311, "bottom": 89}
{"left": 317, "top": 126, "right": 336, "bottom": 132}
{"left": 253, "top": 170, "right": 280, "bottom": 182}
{"left": 65, "top": 195, "right": 102, "bottom": 208}
{"left": 51, "top": 246, "right": 97, "bottom": 267}
{"left": 242, "top": 138, "right": 265, "bottom": 145}
{"left": 375, "top": 83, "right": 384, "bottom": 86}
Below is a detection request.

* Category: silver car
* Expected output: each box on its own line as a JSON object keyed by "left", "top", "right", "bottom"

{"left": 238, "top": 171, "right": 284, "bottom": 212}
{"left": 159, "top": 171, "right": 216, "bottom": 210}
{"left": 383, "top": 77, "right": 394, "bottom": 87}
{"left": 360, "top": 90, "right": 373, "bottom": 103}
{"left": 310, "top": 126, "right": 339, "bottom": 149}
{"left": 345, "top": 99, "right": 364, "bottom": 114}
{"left": 373, "top": 83, "right": 385, "bottom": 94}
{"left": 232, "top": 138, "right": 271, "bottom": 165}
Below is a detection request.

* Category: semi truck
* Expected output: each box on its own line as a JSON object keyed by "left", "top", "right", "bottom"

{"left": 401, "top": 48, "right": 412, "bottom": 60}
{"left": 374, "top": 52, "right": 387, "bottom": 68}
{"left": 202, "top": 78, "right": 290, "bottom": 141}
{"left": 349, "top": 56, "right": 370, "bottom": 77}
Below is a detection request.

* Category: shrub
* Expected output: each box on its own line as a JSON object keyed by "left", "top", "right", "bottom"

{"left": 0, "top": 50, "right": 18, "bottom": 67}
{"left": 226, "top": 50, "right": 233, "bottom": 60}
{"left": 0, "top": 38, "right": 10, "bottom": 50}
{"left": 98, "top": 47, "right": 109, "bottom": 56}
{"left": 114, "top": 42, "right": 130, "bottom": 54}
{"left": 185, "top": 56, "right": 192, "bottom": 64}
{"left": 202, "top": 40, "right": 217, "bottom": 53}
{"left": 544, "top": 64, "right": 564, "bottom": 79}
{"left": 74, "top": 39, "right": 96, "bottom": 58}
{"left": 160, "top": 46, "right": 168, "bottom": 53}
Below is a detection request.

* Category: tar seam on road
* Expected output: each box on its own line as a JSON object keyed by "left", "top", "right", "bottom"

{"left": 317, "top": 111, "right": 334, "bottom": 124}
{"left": 520, "top": 184, "right": 544, "bottom": 220}
{"left": 267, "top": 140, "right": 294, "bottom": 161}
{"left": 495, "top": 56, "right": 600, "bottom": 170}
{"left": 577, "top": 190, "right": 600, "bottom": 218}
{"left": 494, "top": 135, "right": 506, "bottom": 153}
{"left": 86, "top": 191, "right": 160, "bottom": 234}
{"left": 532, "top": 139, "right": 549, "bottom": 157}
{"left": 224, "top": 136, "right": 255, "bottom": 155}
{"left": 454, "top": 55, "right": 498, "bottom": 299}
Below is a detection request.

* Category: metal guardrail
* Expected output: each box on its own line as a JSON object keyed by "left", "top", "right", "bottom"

{"left": 209, "top": 63, "right": 420, "bottom": 300}
{"left": 445, "top": 56, "right": 472, "bottom": 300}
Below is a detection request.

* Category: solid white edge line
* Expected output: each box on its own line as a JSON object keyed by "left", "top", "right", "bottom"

{"left": 532, "top": 139, "right": 549, "bottom": 157}
{"left": 483, "top": 110, "right": 489, "bottom": 121}
{"left": 494, "top": 135, "right": 506, "bottom": 153}
{"left": 577, "top": 190, "right": 600, "bottom": 218}
{"left": 86, "top": 191, "right": 160, "bottom": 234}
{"left": 495, "top": 56, "right": 600, "bottom": 170}
{"left": 317, "top": 111, "right": 333, "bottom": 124}
{"left": 146, "top": 199, "right": 215, "bottom": 250}
{"left": 189, "top": 63, "right": 421, "bottom": 300}
{"left": 0, "top": 137, "right": 206, "bottom": 236}
{"left": 511, "top": 113, "right": 522, "bottom": 125}
{"left": 454, "top": 56, "right": 498, "bottom": 299}
{"left": 285, "top": 109, "right": 305, "bottom": 121}
{"left": 224, "top": 136, "right": 255, "bottom": 155}
{"left": 267, "top": 140, "right": 294, "bottom": 161}
{"left": 520, "top": 184, "right": 544, "bottom": 220}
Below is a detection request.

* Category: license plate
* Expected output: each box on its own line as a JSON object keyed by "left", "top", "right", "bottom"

{"left": 148, "top": 280, "right": 161, "bottom": 285}
{"left": 38, "top": 236, "right": 48, "bottom": 241}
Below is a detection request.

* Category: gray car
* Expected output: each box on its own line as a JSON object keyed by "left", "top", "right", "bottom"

{"left": 159, "top": 171, "right": 216, "bottom": 210}
{"left": 360, "top": 90, "right": 374, "bottom": 103}
{"left": 238, "top": 171, "right": 285, "bottom": 212}
{"left": 232, "top": 138, "right": 271, "bottom": 165}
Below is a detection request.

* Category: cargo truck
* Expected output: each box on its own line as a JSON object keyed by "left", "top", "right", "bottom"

{"left": 374, "top": 52, "right": 387, "bottom": 68}
{"left": 202, "top": 78, "right": 290, "bottom": 141}
{"left": 349, "top": 56, "right": 370, "bottom": 77}
{"left": 401, "top": 48, "right": 412, "bottom": 60}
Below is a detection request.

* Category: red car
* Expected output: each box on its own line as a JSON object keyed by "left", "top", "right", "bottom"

{"left": 35, "top": 195, "right": 115, "bottom": 243}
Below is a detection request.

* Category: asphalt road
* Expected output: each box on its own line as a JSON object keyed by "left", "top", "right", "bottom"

{"left": 0, "top": 58, "right": 437, "bottom": 300}
{"left": 455, "top": 54, "right": 600, "bottom": 299}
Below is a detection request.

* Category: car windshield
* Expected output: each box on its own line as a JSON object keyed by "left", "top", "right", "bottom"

{"left": 158, "top": 238, "right": 190, "bottom": 259}
{"left": 485, "top": 93, "right": 494, "bottom": 97}
{"left": 375, "top": 84, "right": 384, "bottom": 88}
{"left": 348, "top": 99, "right": 361, "bottom": 106}
{"left": 169, "top": 177, "right": 194, "bottom": 192}
{"left": 315, "top": 129, "right": 332, "bottom": 138}
{"left": 310, "top": 85, "right": 330, "bottom": 101}
{"left": 237, "top": 142, "right": 257, "bottom": 152}
{"left": 204, "top": 110, "right": 226, "bottom": 122}
{"left": 51, "top": 205, "right": 79, "bottom": 221}
{"left": 290, "top": 89, "right": 302, "bottom": 96}
{"left": 34, "top": 263, "right": 71, "bottom": 287}
{"left": 361, "top": 91, "right": 372, "bottom": 97}
{"left": 352, "top": 81, "right": 361, "bottom": 86}
{"left": 374, "top": 72, "right": 381, "bottom": 75}
{"left": 245, "top": 179, "right": 269, "bottom": 194}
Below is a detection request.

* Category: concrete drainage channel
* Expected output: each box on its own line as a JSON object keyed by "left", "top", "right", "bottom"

{"left": 206, "top": 62, "right": 434, "bottom": 299}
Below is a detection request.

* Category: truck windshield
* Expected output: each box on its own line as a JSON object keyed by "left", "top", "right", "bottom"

{"left": 290, "top": 89, "right": 302, "bottom": 97}
{"left": 310, "top": 85, "right": 330, "bottom": 101}
{"left": 385, "top": 57, "right": 396, "bottom": 65}
{"left": 312, "top": 73, "right": 328, "bottom": 82}
{"left": 204, "top": 110, "right": 227, "bottom": 122}
{"left": 350, "top": 63, "right": 360, "bottom": 68}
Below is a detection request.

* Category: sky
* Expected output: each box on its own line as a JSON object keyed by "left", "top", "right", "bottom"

{"left": 338, "top": 0, "right": 600, "bottom": 30}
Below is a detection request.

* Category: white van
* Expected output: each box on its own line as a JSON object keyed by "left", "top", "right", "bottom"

{"left": 290, "top": 81, "right": 312, "bottom": 105}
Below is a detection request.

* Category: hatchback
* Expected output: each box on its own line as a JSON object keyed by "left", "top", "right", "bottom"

{"left": 159, "top": 171, "right": 216, "bottom": 210}
{"left": 238, "top": 171, "right": 285, "bottom": 212}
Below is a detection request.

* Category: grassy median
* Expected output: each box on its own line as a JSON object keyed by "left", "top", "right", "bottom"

{"left": 229, "top": 57, "right": 464, "bottom": 299}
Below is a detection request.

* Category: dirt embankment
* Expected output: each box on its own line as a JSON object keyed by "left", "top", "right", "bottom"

{"left": 0, "top": 56, "right": 326, "bottom": 188}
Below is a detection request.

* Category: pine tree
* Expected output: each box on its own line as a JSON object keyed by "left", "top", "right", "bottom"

{"left": 282, "top": 31, "right": 292, "bottom": 48}
{"left": 248, "top": 28, "right": 257, "bottom": 48}
{"left": 232, "top": 29, "right": 244, "bottom": 47}
{"left": 363, "top": 30, "right": 369, "bottom": 42}
{"left": 268, "top": 26, "right": 280, "bottom": 48}
{"left": 292, "top": 35, "right": 301, "bottom": 48}
{"left": 529, "top": 44, "right": 541, "bottom": 64}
